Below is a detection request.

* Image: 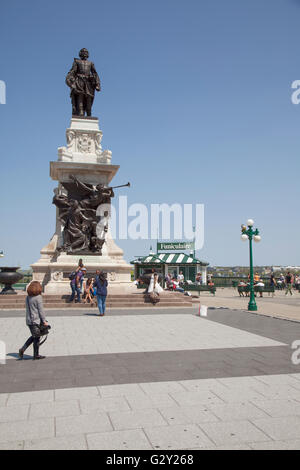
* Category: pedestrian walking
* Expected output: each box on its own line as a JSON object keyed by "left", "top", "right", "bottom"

{"left": 94, "top": 271, "right": 108, "bottom": 316}
{"left": 285, "top": 271, "right": 293, "bottom": 296}
{"left": 270, "top": 273, "right": 276, "bottom": 297}
{"left": 18, "top": 281, "right": 49, "bottom": 360}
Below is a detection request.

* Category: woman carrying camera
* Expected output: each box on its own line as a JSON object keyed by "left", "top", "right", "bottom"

{"left": 18, "top": 281, "right": 49, "bottom": 360}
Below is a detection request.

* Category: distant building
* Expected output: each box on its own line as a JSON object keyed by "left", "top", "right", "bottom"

{"left": 271, "top": 266, "right": 300, "bottom": 272}
{"left": 131, "top": 251, "right": 209, "bottom": 283}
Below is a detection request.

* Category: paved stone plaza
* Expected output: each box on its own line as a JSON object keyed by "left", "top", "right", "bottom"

{"left": 1, "top": 306, "right": 300, "bottom": 450}
{"left": 198, "top": 288, "right": 300, "bottom": 322}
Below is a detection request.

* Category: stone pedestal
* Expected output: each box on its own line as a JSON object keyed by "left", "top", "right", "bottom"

{"left": 32, "top": 117, "right": 132, "bottom": 294}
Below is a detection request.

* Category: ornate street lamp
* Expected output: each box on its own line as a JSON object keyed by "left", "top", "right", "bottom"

{"left": 241, "top": 219, "right": 261, "bottom": 311}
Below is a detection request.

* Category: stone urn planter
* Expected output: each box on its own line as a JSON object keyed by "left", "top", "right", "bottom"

{"left": 0, "top": 267, "right": 23, "bottom": 294}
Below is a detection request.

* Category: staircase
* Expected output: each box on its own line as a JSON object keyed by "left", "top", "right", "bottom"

{"left": 0, "top": 291, "right": 192, "bottom": 309}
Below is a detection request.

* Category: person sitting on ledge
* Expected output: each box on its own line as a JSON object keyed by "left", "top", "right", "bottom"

{"left": 255, "top": 279, "right": 265, "bottom": 298}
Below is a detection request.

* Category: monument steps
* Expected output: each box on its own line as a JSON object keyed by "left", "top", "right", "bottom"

{"left": 0, "top": 292, "right": 192, "bottom": 309}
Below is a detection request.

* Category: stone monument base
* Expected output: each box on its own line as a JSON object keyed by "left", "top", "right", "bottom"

{"left": 31, "top": 115, "right": 133, "bottom": 294}
{"left": 31, "top": 230, "right": 133, "bottom": 295}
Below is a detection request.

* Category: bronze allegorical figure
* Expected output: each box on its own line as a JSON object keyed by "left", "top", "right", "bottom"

{"left": 52, "top": 175, "right": 129, "bottom": 255}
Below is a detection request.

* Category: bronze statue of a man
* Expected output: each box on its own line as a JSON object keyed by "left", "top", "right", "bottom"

{"left": 66, "top": 48, "right": 100, "bottom": 117}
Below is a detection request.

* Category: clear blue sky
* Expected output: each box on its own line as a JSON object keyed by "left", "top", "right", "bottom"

{"left": 0, "top": 0, "right": 299, "bottom": 269}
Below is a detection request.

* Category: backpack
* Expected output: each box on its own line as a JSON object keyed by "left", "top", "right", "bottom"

{"left": 69, "top": 271, "right": 76, "bottom": 281}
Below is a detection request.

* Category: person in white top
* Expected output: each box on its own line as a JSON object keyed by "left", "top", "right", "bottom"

{"left": 255, "top": 280, "right": 265, "bottom": 297}
{"left": 172, "top": 279, "right": 185, "bottom": 293}
{"left": 148, "top": 273, "right": 163, "bottom": 294}
{"left": 148, "top": 272, "right": 163, "bottom": 304}
{"left": 177, "top": 271, "right": 184, "bottom": 285}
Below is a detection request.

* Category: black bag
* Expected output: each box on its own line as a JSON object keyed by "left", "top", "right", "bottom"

{"left": 69, "top": 271, "right": 76, "bottom": 280}
{"left": 39, "top": 322, "right": 51, "bottom": 336}
{"left": 26, "top": 298, "right": 51, "bottom": 345}
{"left": 36, "top": 322, "right": 51, "bottom": 346}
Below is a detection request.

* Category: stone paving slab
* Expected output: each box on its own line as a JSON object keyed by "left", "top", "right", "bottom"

{"left": 7, "top": 390, "right": 54, "bottom": 405}
{"left": 54, "top": 386, "right": 99, "bottom": 401}
{"left": 0, "top": 417, "right": 54, "bottom": 443}
{"left": 0, "top": 440, "right": 24, "bottom": 450}
{"left": 124, "top": 393, "right": 178, "bottom": 411}
{"left": 144, "top": 423, "right": 214, "bottom": 450}
{"left": 206, "top": 402, "right": 269, "bottom": 421}
{"left": 248, "top": 439, "right": 300, "bottom": 450}
{"left": 198, "top": 419, "right": 271, "bottom": 446}
{"left": 252, "top": 415, "right": 300, "bottom": 441}
{"left": 0, "top": 404, "right": 29, "bottom": 423}
{"left": 247, "top": 383, "right": 300, "bottom": 400}
{"left": 170, "top": 390, "right": 225, "bottom": 407}
{"left": 86, "top": 429, "right": 152, "bottom": 450}
{"left": 0, "top": 395, "right": 8, "bottom": 407}
{"left": 29, "top": 400, "right": 80, "bottom": 419}
{"left": 79, "top": 396, "right": 131, "bottom": 414}
{"left": 158, "top": 404, "right": 220, "bottom": 425}
{"left": 201, "top": 443, "right": 253, "bottom": 450}
{"left": 55, "top": 412, "right": 113, "bottom": 437}
{"left": 24, "top": 435, "right": 87, "bottom": 450}
{"left": 98, "top": 383, "right": 147, "bottom": 398}
{"left": 109, "top": 408, "right": 168, "bottom": 430}
{"left": 251, "top": 398, "right": 300, "bottom": 418}
{"left": 254, "top": 374, "right": 300, "bottom": 386}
